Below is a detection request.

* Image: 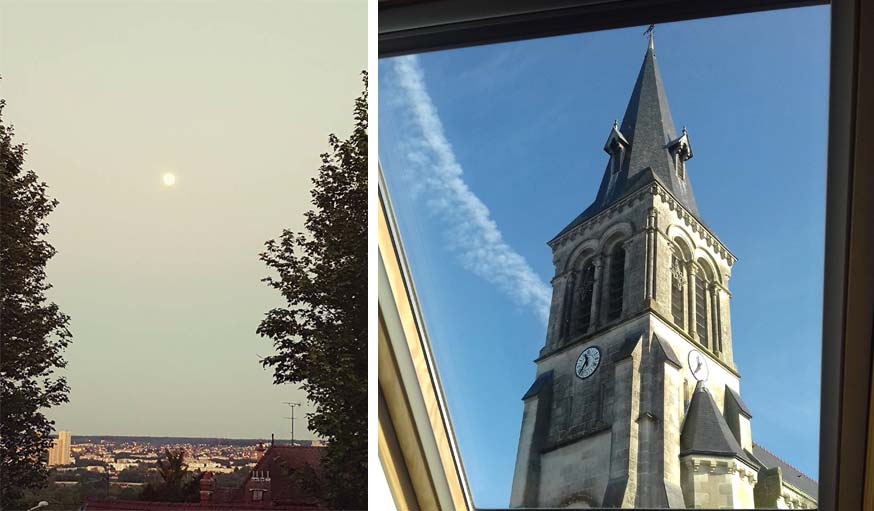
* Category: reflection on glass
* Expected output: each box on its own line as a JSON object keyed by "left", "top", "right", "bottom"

{"left": 380, "top": 7, "right": 826, "bottom": 508}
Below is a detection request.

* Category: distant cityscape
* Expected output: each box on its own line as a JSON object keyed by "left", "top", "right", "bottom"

{"left": 24, "top": 431, "right": 330, "bottom": 509}
{"left": 47, "top": 432, "right": 324, "bottom": 475}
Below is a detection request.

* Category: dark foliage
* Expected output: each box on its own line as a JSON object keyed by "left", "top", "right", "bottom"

{"left": 0, "top": 97, "right": 73, "bottom": 509}
{"left": 139, "top": 449, "right": 200, "bottom": 502}
{"left": 257, "top": 72, "right": 367, "bottom": 509}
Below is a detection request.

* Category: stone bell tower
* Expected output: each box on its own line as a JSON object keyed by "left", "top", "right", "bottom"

{"left": 510, "top": 35, "right": 762, "bottom": 509}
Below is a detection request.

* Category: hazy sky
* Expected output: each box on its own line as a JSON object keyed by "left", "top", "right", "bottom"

{"left": 1, "top": 0, "right": 366, "bottom": 439}
{"left": 380, "top": 6, "right": 828, "bottom": 507}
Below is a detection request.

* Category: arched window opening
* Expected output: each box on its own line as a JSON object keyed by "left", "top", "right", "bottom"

{"left": 671, "top": 254, "right": 685, "bottom": 328}
{"left": 575, "top": 262, "right": 595, "bottom": 334}
{"left": 609, "top": 139, "right": 623, "bottom": 174}
{"left": 694, "top": 271, "right": 708, "bottom": 347}
{"left": 606, "top": 245, "right": 625, "bottom": 321}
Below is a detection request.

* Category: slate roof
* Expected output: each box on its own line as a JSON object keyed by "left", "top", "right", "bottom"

{"left": 753, "top": 442, "right": 818, "bottom": 499}
{"left": 612, "top": 333, "right": 642, "bottom": 362}
{"left": 725, "top": 386, "right": 753, "bottom": 418}
{"left": 522, "top": 370, "right": 553, "bottom": 400}
{"left": 653, "top": 334, "right": 682, "bottom": 368}
{"left": 680, "top": 382, "right": 756, "bottom": 467}
{"left": 555, "top": 41, "right": 701, "bottom": 240}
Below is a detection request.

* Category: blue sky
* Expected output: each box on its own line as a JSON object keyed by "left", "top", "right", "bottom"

{"left": 379, "top": 5, "right": 829, "bottom": 508}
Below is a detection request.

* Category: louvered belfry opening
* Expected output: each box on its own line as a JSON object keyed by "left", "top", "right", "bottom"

{"left": 606, "top": 246, "right": 625, "bottom": 321}
{"left": 576, "top": 262, "right": 595, "bottom": 334}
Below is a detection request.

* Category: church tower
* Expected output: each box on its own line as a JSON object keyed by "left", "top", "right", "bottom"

{"left": 510, "top": 36, "right": 762, "bottom": 509}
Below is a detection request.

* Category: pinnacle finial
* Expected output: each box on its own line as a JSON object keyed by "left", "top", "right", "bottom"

{"left": 645, "top": 24, "right": 655, "bottom": 50}
{"left": 613, "top": 119, "right": 619, "bottom": 129}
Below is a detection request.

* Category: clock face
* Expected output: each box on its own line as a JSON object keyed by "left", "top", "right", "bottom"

{"left": 575, "top": 346, "right": 601, "bottom": 379}
{"left": 688, "top": 350, "right": 709, "bottom": 381}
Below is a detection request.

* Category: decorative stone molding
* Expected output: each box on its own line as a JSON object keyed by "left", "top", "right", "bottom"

{"left": 671, "top": 260, "right": 685, "bottom": 289}
{"left": 549, "top": 187, "right": 648, "bottom": 250}
{"left": 549, "top": 172, "right": 735, "bottom": 274}
{"left": 651, "top": 184, "right": 736, "bottom": 266}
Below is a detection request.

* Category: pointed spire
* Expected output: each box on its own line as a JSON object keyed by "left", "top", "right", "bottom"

{"left": 553, "top": 36, "right": 701, "bottom": 240}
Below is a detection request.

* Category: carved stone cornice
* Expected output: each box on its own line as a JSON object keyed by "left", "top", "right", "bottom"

{"left": 549, "top": 180, "right": 736, "bottom": 268}
{"left": 549, "top": 186, "right": 650, "bottom": 249}
{"left": 649, "top": 183, "right": 736, "bottom": 266}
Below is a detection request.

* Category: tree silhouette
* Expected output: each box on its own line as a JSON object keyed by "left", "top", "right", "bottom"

{"left": 258, "top": 72, "right": 367, "bottom": 509}
{"left": 140, "top": 449, "right": 199, "bottom": 502}
{"left": 156, "top": 449, "right": 188, "bottom": 489}
{"left": 0, "top": 96, "right": 73, "bottom": 509}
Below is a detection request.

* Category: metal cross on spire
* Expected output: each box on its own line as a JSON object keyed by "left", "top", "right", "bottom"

{"left": 644, "top": 24, "right": 655, "bottom": 49}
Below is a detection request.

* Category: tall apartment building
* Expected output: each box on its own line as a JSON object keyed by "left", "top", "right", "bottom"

{"left": 48, "top": 430, "right": 72, "bottom": 466}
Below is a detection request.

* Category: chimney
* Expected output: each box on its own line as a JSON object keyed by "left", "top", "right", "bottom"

{"left": 271, "top": 433, "right": 274, "bottom": 446}
{"left": 199, "top": 471, "right": 215, "bottom": 505}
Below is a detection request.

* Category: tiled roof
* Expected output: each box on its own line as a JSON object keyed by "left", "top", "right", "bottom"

{"left": 234, "top": 445, "right": 324, "bottom": 507}
{"left": 752, "top": 442, "right": 818, "bottom": 499}
{"left": 82, "top": 498, "right": 315, "bottom": 511}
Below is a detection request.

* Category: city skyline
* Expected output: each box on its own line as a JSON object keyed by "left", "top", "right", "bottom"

{"left": 0, "top": 1, "right": 366, "bottom": 439}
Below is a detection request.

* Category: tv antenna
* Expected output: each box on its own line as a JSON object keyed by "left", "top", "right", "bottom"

{"left": 283, "top": 402, "right": 302, "bottom": 445}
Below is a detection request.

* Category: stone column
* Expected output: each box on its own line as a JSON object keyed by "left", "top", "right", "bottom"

{"left": 561, "top": 271, "right": 576, "bottom": 341}
{"left": 588, "top": 256, "right": 603, "bottom": 332}
{"left": 620, "top": 239, "right": 633, "bottom": 319}
{"left": 546, "top": 272, "right": 572, "bottom": 351}
{"left": 701, "top": 280, "right": 711, "bottom": 349}
{"left": 709, "top": 284, "right": 722, "bottom": 354}
{"left": 686, "top": 263, "right": 698, "bottom": 340}
{"left": 644, "top": 208, "right": 658, "bottom": 304}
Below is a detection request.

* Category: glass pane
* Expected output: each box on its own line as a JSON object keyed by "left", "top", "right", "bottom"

{"left": 380, "top": 6, "right": 827, "bottom": 509}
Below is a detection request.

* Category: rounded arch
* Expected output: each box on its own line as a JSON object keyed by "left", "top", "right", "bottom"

{"left": 670, "top": 236, "right": 694, "bottom": 262}
{"left": 666, "top": 223, "right": 696, "bottom": 260}
{"left": 694, "top": 248, "right": 722, "bottom": 285}
{"left": 597, "top": 221, "right": 634, "bottom": 254}
{"left": 563, "top": 238, "right": 599, "bottom": 273}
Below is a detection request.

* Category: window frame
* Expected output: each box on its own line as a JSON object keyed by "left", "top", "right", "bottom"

{"left": 377, "top": 1, "right": 874, "bottom": 509}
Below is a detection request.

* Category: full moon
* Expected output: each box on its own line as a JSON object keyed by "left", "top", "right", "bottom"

{"left": 162, "top": 173, "right": 176, "bottom": 187}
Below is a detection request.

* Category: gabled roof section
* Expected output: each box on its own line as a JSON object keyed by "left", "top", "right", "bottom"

{"left": 613, "top": 333, "right": 643, "bottom": 362}
{"left": 234, "top": 444, "right": 324, "bottom": 506}
{"left": 725, "top": 386, "right": 753, "bottom": 418}
{"left": 653, "top": 334, "right": 682, "bottom": 368}
{"left": 522, "top": 370, "right": 553, "bottom": 400}
{"left": 680, "top": 382, "right": 756, "bottom": 467}
{"left": 555, "top": 41, "right": 701, "bottom": 240}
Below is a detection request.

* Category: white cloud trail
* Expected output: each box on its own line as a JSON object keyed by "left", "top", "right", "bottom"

{"left": 391, "top": 55, "right": 552, "bottom": 323}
